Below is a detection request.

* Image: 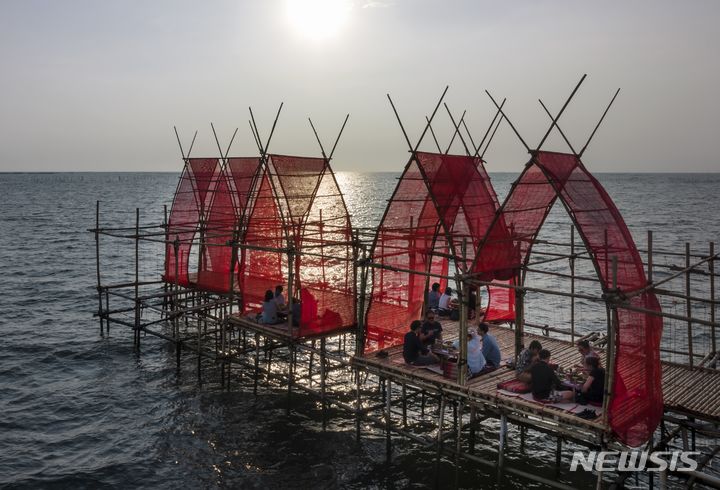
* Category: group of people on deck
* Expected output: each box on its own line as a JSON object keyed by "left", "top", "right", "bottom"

{"left": 259, "top": 285, "right": 300, "bottom": 326}
{"left": 516, "top": 338, "right": 606, "bottom": 404}
{"left": 426, "top": 282, "right": 481, "bottom": 320}
{"left": 404, "top": 283, "right": 606, "bottom": 404}
{"left": 403, "top": 308, "right": 502, "bottom": 378}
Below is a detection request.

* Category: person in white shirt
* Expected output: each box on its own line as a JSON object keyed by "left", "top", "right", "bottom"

{"left": 453, "top": 330, "right": 487, "bottom": 377}
{"left": 261, "top": 290, "right": 279, "bottom": 324}
{"left": 438, "top": 287, "right": 453, "bottom": 316}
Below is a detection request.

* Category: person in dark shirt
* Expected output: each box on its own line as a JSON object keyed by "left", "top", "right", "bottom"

{"left": 516, "top": 340, "right": 542, "bottom": 383}
{"left": 426, "top": 282, "right": 442, "bottom": 311}
{"left": 530, "top": 349, "right": 574, "bottom": 401}
{"left": 578, "top": 355, "right": 605, "bottom": 404}
{"left": 420, "top": 309, "right": 443, "bottom": 345}
{"left": 403, "top": 320, "right": 439, "bottom": 366}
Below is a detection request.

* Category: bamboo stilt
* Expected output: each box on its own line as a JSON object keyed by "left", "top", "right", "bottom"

{"left": 686, "top": 243, "right": 694, "bottom": 367}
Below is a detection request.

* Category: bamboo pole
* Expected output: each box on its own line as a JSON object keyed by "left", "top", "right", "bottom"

{"left": 134, "top": 208, "right": 140, "bottom": 349}
{"left": 686, "top": 243, "right": 693, "bottom": 367}
{"left": 457, "top": 239, "right": 468, "bottom": 386}
{"left": 570, "top": 225, "right": 575, "bottom": 343}
{"left": 253, "top": 332, "right": 260, "bottom": 395}
{"left": 385, "top": 378, "right": 392, "bottom": 462}
{"left": 287, "top": 249, "right": 295, "bottom": 339}
{"left": 515, "top": 287, "right": 525, "bottom": 364}
{"left": 711, "top": 242, "right": 716, "bottom": 354}
{"left": 173, "top": 236, "right": 180, "bottom": 339}
{"left": 320, "top": 337, "right": 327, "bottom": 430}
{"left": 602, "top": 256, "right": 618, "bottom": 430}
{"left": 648, "top": 230, "right": 654, "bottom": 283}
{"left": 355, "top": 368, "right": 362, "bottom": 442}
{"left": 95, "top": 201, "right": 104, "bottom": 334}
{"left": 162, "top": 204, "right": 168, "bottom": 317}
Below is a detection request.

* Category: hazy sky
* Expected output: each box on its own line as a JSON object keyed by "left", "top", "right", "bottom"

{"left": 1, "top": 0, "right": 719, "bottom": 172}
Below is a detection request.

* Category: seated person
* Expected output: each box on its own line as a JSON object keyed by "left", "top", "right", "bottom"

{"left": 468, "top": 287, "right": 477, "bottom": 319}
{"left": 453, "top": 330, "right": 486, "bottom": 377}
{"left": 478, "top": 322, "right": 501, "bottom": 368}
{"left": 260, "top": 289, "right": 280, "bottom": 324}
{"left": 274, "top": 285, "right": 288, "bottom": 313}
{"left": 516, "top": 340, "right": 542, "bottom": 383}
{"left": 438, "top": 287, "right": 453, "bottom": 316}
{"left": 576, "top": 355, "right": 605, "bottom": 404}
{"left": 576, "top": 339, "right": 600, "bottom": 370}
{"left": 530, "top": 349, "right": 574, "bottom": 402}
{"left": 420, "top": 309, "right": 443, "bottom": 345}
{"left": 403, "top": 320, "right": 439, "bottom": 366}
{"left": 426, "top": 282, "right": 442, "bottom": 311}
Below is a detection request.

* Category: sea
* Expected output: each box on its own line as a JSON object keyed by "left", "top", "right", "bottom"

{"left": 1, "top": 171, "right": 719, "bottom": 489}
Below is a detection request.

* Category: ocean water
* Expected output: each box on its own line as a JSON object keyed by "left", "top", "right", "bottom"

{"left": 0, "top": 171, "right": 719, "bottom": 488}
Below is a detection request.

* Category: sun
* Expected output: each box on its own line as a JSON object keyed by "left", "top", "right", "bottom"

{"left": 285, "top": 0, "right": 352, "bottom": 41}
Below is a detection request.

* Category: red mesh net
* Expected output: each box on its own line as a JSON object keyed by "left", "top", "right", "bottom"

{"left": 485, "top": 280, "right": 516, "bottom": 322}
{"left": 165, "top": 158, "right": 220, "bottom": 286}
{"left": 366, "top": 152, "right": 502, "bottom": 351}
{"left": 472, "top": 150, "right": 662, "bottom": 447}
{"left": 239, "top": 155, "right": 355, "bottom": 336}
{"left": 227, "top": 157, "right": 263, "bottom": 298}
{"left": 242, "top": 171, "right": 285, "bottom": 308}
{"left": 196, "top": 168, "right": 235, "bottom": 292}
{"left": 227, "top": 157, "right": 262, "bottom": 217}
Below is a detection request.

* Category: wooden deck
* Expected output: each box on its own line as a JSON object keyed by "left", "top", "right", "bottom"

{"left": 227, "top": 313, "right": 354, "bottom": 342}
{"left": 353, "top": 323, "right": 609, "bottom": 441}
{"left": 353, "top": 320, "right": 720, "bottom": 442}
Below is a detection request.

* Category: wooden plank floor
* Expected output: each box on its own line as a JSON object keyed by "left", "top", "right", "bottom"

{"left": 354, "top": 320, "right": 720, "bottom": 432}
{"left": 354, "top": 322, "right": 608, "bottom": 434}
{"left": 227, "top": 313, "right": 353, "bottom": 342}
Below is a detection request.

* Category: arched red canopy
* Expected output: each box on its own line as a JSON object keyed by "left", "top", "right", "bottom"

{"left": 165, "top": 154, "right": 354, "bottom": 336}
{"left": 164, "top": 158, "right": 221, "bottom": 287}
{"left": 365, "top": 151, "right": 507, "bottom": 350}
{"left": 473, "top": 150, "right": 663, "bottom": 447}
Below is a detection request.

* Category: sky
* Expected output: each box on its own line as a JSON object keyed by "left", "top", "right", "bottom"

{"left": 1, "top": 0, "right": 719, "bottom": 172}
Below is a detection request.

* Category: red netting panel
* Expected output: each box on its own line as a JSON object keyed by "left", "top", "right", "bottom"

{"left": 537, "top": 152, "right": 646, "bottom": 291}
{"left": 196, "top": 168, "right": 235, "bottom": 293}
{"left": 474, "top": 162, "right": 556, "bottom": 280}
{"left": 366, "top": 159, "right": 449, "bottom": 351}
{"left": 267, "top": 155, "right": 326, "bottom": 241}
{"left": 485, "top": 280, "right": 516, "bottom": 322}
{"left": 416, "top": 152, "right": 500, "bottom": 271}
{"left": 227, "top": 157, "right": 262, "bottom": 220}
{"left": 474, "top": 151, "right": 662, "bottom": 446}
{"left": 534, "top": 151, "right": 662, "bottom": 447}
{"left": 299, "top": 167, "right": 355, "bottom": 335}
{"left": 164, "top": 158, "right": 219, "bottom": 286}
{"left": 611, "top": 294, "right": 663, "bottom": 447}
{"left": 241, "top": 170, "right": 285, "bottom": 311}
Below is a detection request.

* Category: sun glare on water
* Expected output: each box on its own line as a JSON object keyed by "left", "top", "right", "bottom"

{"left": 285, "top": 0, "right": 352, "bottom": 41}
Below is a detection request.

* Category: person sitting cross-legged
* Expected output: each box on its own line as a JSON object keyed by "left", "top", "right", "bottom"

{"left": 420, "top": 309, "right": 443, "bottom": 345}
{"left": 576, "top": 355, "right": 605, "bottom": 405}
{"left": 453, "top": 329, "right": 487, "bottom": 378}
{"left": 516, "top": 340, "right": 542, "bottom": 383}
{"left": 403, "top": 320, "right": 440, "bottom": 366}
{"left": 426, "top": 282, "right": 441, "bottom": 311}
{"left": 478, "top": 322, "right": 501, "bottom": 369}
{"left": 530, "top": 349, "right": 574, "bottom": 402}
{"left": 438, "top": 287, "right": 453, "bottom": 317}
{"left": 260, "top": 290, "right": 280, "bottom": 325}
